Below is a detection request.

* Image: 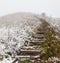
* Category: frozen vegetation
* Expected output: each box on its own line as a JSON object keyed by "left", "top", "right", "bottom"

{"left": 0, "top": 12, "right": 60, "bottom": 63}
{"left": 0, "top": 13, "right": 41, "bottom": 63}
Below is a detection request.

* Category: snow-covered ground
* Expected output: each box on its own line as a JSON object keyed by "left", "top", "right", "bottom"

{"left": 0, "top": 13, "right": 41, "bottom": 63}
{"left": 0, "top": 12, "right": 60, "bottom": 63}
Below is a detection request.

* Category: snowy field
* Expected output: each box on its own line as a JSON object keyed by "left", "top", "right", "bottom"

{"left": 0, "top": 13, "right": 60, "bottom": 63}
{"left": 0, "top": 13, "right": 41, "bottom": 63}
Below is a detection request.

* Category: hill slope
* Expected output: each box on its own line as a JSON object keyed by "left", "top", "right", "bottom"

{"left": 0, "top": 12, "right": 60, "bottom": 63}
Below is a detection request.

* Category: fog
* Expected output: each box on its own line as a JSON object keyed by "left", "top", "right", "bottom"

{"left": 0, "top": 0, "right": 60, "bottom": 17}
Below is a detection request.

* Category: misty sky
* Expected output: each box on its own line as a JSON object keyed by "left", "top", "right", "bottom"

{"left": 0, "top": 0, "right": 60, "bottom": 17}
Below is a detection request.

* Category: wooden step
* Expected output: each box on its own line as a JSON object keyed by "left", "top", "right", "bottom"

{"left": 30, "top": 40, "right": 44, "bottom": 43}
{"left": 22, "top": 46, "right": 40, "bottom": 49}
{"left": 21, "top": 46, "right": 37, "bottom": 50}
{"left": 22, "top": 46, "right": 41, "bottom": 50}
{"left": 32, "top": 34, "right": 44, "bottom": 37}
{"left": 33, "top": 38, "right": 46, "bottom": 41}
{"left": 33, "top": 34, "right": 44, "bottom": 37}
{"left": 33, "top": 36, "right": 45, "bottom": 39}
{"left": 12, "top": 55, "right": 40, "bottom": 63}
{"left": 20, "top": 50, "right": 40, "bottom": 53}
{"left": 20, "top": 50, "right": 40, "bottom": 55}
{"left": 30, "top": 42, "right": 43, "bottom": 46}
{"left": 36, "top": 31, "right": 45, "bottom": 34}
{"left": 15, "top": 55, "right": 40, "bottom": 59}
{"left": 15, "top": 55, "right": 40, "bottom": 60}
{"left": 21, "top": 46, "right": 41, "bottom": 51}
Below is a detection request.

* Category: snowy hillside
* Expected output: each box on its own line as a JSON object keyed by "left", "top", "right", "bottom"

{"left": 0, "top": 12, "right": 60, "bottom": 63}
{"left": 39, "top": 13, "right": 60, "bottom": 32}
{"left": 0, "top": 12, "right": 42, "bottom": 63}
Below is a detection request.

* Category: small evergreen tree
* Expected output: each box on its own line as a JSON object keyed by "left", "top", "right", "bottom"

{"left": 40, "top": 27, "right": 60, "bottom": 61}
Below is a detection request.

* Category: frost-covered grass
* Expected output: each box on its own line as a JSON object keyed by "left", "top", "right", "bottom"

{"left": 0, "top": 13, "right": 41, "bottom": 63}
{"left": 0, "top": 26, "right": 35, "bottom": 63}
{"left": 0, "top": 13, "right": 60, "bottom": 63}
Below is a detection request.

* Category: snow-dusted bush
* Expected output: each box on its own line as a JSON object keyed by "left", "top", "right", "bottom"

{"left": 0, "top": 25, "right": 34, "bottom": 55}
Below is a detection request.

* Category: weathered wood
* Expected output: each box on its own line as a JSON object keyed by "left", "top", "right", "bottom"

{"left": 30, "top": 42, "right": 42, "bottom": 46}
{"left": 31, "top": 40, "right": 44, "bottom": 43}
{"left": 33, "top": 38, "right": 44, "bottom": 41}
{"left": 33, "top": 36, "right": 45, "bottom": 39}
{"left": 22, "top": 46, "right": 39, "bottom": 49}
{"left": 19, "top": 50, "right": 40, "bottom": 55}
{"left": 15, "top": 29, "right": 45, "bottom": 62}
{"left": 15, "top": 55, "right": 40, "bottom": 59}
{"left": 36, "top": 31, "right": 45, "bottom": 34}
{"left": 30, "top": 40, "right": 44, "bottom": 45}
{"left": 33, "top": 38, "right": 46, "bottom": 42}
{"left": 20, "top": 50, "right": 40, "bottom": 53}
{"left": 33, "top": 34, "right": 44, "bottom": 37}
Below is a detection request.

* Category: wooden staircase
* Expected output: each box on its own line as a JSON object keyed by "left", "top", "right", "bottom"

{"left": 12, "top": 29, "right": 46, "bottom": 63}
{"left": 12, "top": 18, "right": 50, "bottom": 63}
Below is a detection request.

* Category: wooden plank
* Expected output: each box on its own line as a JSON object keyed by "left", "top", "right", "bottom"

{"left": 36, "top": 31, "right": 45, "bottom": 34}
{"left": 34, "top": 34, "right": 44, "bottom": 37}
{"left": 29, "top": 42, "right": 43, "bottom": 46}
{"left": 22, "top": 46, "right": 39, "bottom": 49}
{"left": 33, "top": 36, "right": 45, "bottom": 39}
{"left": 12, "top": 55, "right": 40, "bottom": 63}
{"left": 31, "top": 40, "right": 44, "bottom": 43}
{"left": 20, "top": 50, "right": 40, "bottom": 52}
{"left": 20, "top": 50, "right": 40, "bottom": 55}
{"left": 15, "top": 55, "right": 40, "bottom": 59}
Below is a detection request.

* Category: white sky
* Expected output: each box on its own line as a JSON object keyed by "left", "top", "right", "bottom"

{"left": 0, "top": 0, "right": 60, "bottom": 17}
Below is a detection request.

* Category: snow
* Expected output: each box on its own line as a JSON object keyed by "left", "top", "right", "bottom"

{"left": 0, "top": 26, "right": 34, "bottom": 63}
{"left": 48, "top": 57, "right": 60, "bottom": 62}
{"left": 0, "top": 13, "right": 41, "bottom": 63}
{"left": 0, "top": 12, "right": 60, "bottom": 63}
{"left": 0, "top": 57, "right": 13, "bottom": 63}
{"left": 0, "top": 26, "right": 34, "bottom": 54}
